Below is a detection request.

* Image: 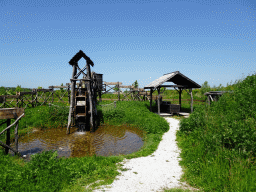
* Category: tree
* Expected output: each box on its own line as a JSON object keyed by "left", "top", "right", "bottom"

{"left": 132, "top": 80, "right": 139, "bottom": 89}
{"left": 200, "top": 81, "right": 211, "bottom": 97}
{"left": 0, "top": 86, "right": 7, "bottom": 95}
{"left": 113, "top": 86, "right": 119, "bottom": 92}
{"left": 15, "top": 85, "right": 23, "bottom": 94}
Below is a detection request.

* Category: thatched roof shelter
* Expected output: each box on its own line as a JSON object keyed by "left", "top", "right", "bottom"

{"left": 144, "top": 71, "right": 201, "bottom": 114}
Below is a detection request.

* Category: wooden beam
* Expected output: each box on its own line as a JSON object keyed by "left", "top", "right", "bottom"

{"left": 104, "top": 82, "right": 123, "bottom": 85}
{"left": 132, "top": 88, "right": 145, "bottom": 91}
{"left": 70, "top": 78, "right": 90, "bottom": 81}
{"left": 36, "top": 89, "right": 52, "bottom": 92}
{"left": 0, "top": 95, "right": 19, "bottom": 99}
{"left": 49, "top": 86, "right": 69, "bottom": 89}
{"left": 119, "top": 85, "right": 134, "bottom": 88}
{"left": 144, "top": 85, "right": 188, "bottom": 89}
{"left": 0, "top": 108, "right": 25, "bottom": 120}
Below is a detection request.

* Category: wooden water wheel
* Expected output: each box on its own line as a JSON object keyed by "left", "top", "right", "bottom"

{"left": 66, "top": 50, "right": 99, "bottom": 134}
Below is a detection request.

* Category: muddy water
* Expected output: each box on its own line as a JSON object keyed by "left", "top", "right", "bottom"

{"left": 8, "top": 123, "right": 145, "bottom": 161}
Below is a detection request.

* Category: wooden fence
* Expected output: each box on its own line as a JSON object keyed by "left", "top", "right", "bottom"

{"left": 0, "top": 108, "right": 25, "bottom": 156}
{"left": 0, "top": 84, "right": 71, "bottom": 109}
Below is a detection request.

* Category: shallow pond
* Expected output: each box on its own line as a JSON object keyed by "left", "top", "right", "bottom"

{"left": 8, "top": 123, "right": 145, "bottom": 161}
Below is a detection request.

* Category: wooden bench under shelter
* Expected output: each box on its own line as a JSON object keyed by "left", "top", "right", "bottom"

{"left": 144, "top": 71, "right": 201, "bottom": 115}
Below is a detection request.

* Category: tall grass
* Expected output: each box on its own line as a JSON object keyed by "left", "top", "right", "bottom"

{"left": 177, "top": 73, "right": 256, "bottom": 191}
{"left": 0, "top": 98, "right": 170, "bottom": 192}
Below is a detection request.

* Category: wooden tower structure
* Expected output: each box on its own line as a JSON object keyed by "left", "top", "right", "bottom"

{"left": 66, "top": 50, "right": 102, "bottom": 134}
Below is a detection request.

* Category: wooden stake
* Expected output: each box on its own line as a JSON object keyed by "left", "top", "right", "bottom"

{"left": 5, "top": 119, "right": 10, "bottom": 155}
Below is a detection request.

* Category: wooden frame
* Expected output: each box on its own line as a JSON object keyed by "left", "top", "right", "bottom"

{"left": 0, "top": 108, "right": 25, "bottom": 156}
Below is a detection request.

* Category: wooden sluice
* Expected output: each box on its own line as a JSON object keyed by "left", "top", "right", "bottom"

{"left": 0, "top": 108, "right": 25, "bottom": 156}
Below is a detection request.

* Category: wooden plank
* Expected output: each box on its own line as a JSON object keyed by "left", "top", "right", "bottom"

{"left": 0, "top": 108, "right": 25, "bottom": 119}
{"left": 70, "top": 78, "right": 90, "bottom": 81}
{"left": 104, "top": 82, "right": 123, "bottom": 85}
{"left": 132, "top": 88, "right": 145, "bottom": 91}
{"left": 18, "top": 91, "right": 36, "bottom": 95}
{"left": 0, "top": 95, "right": 19, "bottom": 99}
{"left": 49, "top": 86, "right": 69, "bottom": 89}
{"left": 36, "top": 89, "right": 52, "bottom": 92}
{"left": 119, "top": 85, "right": 134, "bottom": 88}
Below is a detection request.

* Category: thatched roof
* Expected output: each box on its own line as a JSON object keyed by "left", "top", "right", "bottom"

{"left": 144, "top": 71, "right": 201, "bottom": 89}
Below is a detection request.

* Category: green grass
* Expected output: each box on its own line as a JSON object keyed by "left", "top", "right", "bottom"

{"left": 176, "top": 73, "right": 256, "bottom": 191}
{"left": 0, "top": 75, "right": 255, "bottom": 192}
{"left": 0, "top": 98, "right": 172, "bottom": 192}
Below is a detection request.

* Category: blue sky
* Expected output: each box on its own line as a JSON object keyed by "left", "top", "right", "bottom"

{"left": 1, "top": 0, "right": 256, "bottom": 92}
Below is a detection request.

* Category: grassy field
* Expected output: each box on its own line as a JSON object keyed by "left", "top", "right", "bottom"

{"left": 0, "top": 75, "right": 255, "bottom": 191}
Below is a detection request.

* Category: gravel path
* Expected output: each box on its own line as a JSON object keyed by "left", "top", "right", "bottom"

{"left": 92, "top": 117, "right": 197, "bottom": 192}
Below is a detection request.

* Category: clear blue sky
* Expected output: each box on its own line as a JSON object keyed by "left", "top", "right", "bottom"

{"left": 1, "top": 0, "right": 256, "bottom": 92}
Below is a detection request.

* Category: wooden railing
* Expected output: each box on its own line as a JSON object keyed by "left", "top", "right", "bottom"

{"left": 0, "top": 108, "right": 25, "bottom": 156}
{"left": 0, "top": 85, "right": 71, "bottom": 109}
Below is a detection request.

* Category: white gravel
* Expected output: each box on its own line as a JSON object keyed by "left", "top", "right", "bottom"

{"left": 92, "top": 117, "right": 194, "bottom": 192}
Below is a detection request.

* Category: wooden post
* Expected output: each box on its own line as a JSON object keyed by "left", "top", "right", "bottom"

{"left": 21, "top": 96, "right": 23, "bottom": 108}
{"left": 13, "top": 113, "right": 19, "bottom": 152}
{"left": 68, "top": 84, "right": 70, "bottom": 104}
{"left": 52, "top": 87, "right": 54, "bottom": 103}
{"left": 150, "top": 88, "right": 152, "bottom": 112}
{"left": 5, "top": 119, "right": 10, "bottom": 155}
{"left": 99, "top": 90, "right": 102, "bottom": 102}
{"left": 157, "top": 87, "right": 160, "bottom": 115}
{"left": 179, "top": 88, "right": 182, "bottom": 110}
{"left": 190, "top": 88, "right": 193, "bottom": 113}
{"left": 86, "top": 63, "right": 94, "bottom": 132}
{"left": 31, "top": 93, "right": 34, "bottom": 108}
{"left": 35, "top": 89, "right": 38, "bottom": 107}
{"left": 16, "top": 97, "right": 19, "bottom": 108}
{"left": 118, "top": 82, "right": 120, "bottom": 101}
{"left": 67, "top": 65, "right": 77, "bottom": 134}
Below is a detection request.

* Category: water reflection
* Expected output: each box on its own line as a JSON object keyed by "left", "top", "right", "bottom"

{"left": 8, "top": 123, "right": 145, "bottom": 161}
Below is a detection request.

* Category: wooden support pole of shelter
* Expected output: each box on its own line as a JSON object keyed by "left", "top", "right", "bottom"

{"left": 150, "top": 88, "right": 153, "bottom": 112}
{"left": 157, "top": 87, "right": 161, "bottom": 115}
{"left": 179, "top": 87, "right": 182, "bottom": 109}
